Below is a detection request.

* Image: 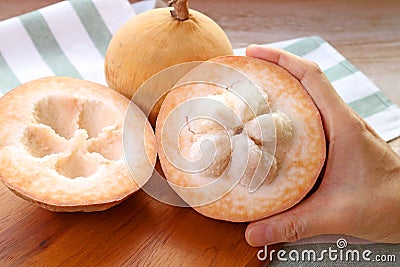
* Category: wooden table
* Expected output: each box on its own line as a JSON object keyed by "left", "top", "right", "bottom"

{"left": 0, "top": 0, "right": 399, "bottom": 266}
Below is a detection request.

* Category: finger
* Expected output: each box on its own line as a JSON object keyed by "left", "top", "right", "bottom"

{"left": 246, "top": 45, "right": 352, "bottom": 129}
{"left": 245, "top": 195, "right": 345, "bottom": 246}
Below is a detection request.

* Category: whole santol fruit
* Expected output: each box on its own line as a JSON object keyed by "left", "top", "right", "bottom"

{"left": 104, "top": 0, "right": 233, "bottom": 124}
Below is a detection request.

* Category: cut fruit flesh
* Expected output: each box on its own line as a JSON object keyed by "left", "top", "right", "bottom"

{"left": 156, "top": 56, "right": 326, "bottom": 222}
{"left": 0, "top": 77, "right": 156, "bottom": 212}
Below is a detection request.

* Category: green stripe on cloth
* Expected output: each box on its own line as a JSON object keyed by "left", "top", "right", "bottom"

{"left": 69, "top": 0, "right": 112, "bottom": 57}
{"left": 0, "top": 52, "right": 20, "bottom": 93}
{"left": 324, "top": 60, "right": 359, "bottom": 82}
{"left": 19, "top": 11, "right": 82, "bottom": 78}
{"left": 283, "top": 36, "right": 325, "bottom": 56}
{"left": 348, "top": 92, "right": 393, "bottom": 118}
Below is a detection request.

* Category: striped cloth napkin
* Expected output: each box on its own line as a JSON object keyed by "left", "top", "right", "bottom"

{"left": 0, "top": 0, "right": 135, "bottom": 89}
{"left": 0, "top": 0, "right": 399, "bottom": 143}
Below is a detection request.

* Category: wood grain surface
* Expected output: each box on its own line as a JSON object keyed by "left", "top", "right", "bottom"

{"left": 0, "top": 0, "right": 399, "bottom": 266}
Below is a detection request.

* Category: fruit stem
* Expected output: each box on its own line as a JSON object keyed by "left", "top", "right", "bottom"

{"left": 168, "top": 0, "right": 189, "bottom": 21}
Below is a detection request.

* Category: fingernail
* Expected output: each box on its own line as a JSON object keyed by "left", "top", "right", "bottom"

{"left": 246, "top": 45, "right": 264, "bottom": 58}
{"left": 247, "top": 44, "right": 260, "bottom": 50}
{"left": 248, "top": 224, "right": 275, "bottom": 246}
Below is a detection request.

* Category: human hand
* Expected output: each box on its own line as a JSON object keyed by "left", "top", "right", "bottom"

{"left": 244, "top": 45, "right": 400, "bottom": 246}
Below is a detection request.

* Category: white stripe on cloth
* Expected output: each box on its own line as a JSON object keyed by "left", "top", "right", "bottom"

{"left": 132, "top": 0, "right": 157, "bottom": 15}
{"left": 0, "top": 17, "right": 54, "bottom": 83}
{"left": 40, "top": 1, "right": 106, "bottom": 85}
{"left": 365, "top": 105, "right": 400, "bottom": 142}
{"left": 332, "top": 72, "right": 379, "bottom": 103}
{"left": 302, "top": 42, "right": 346, "bottom": 71}
{"left": 93, "top": 0, "right": 136, "bottom": 35}
{"left": 233, "top": 38, "right": 302, "bottom": 56}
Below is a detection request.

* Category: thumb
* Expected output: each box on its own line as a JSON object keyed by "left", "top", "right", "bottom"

{"left": 245, "top": 196, "right": 343, "bottom": 246}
